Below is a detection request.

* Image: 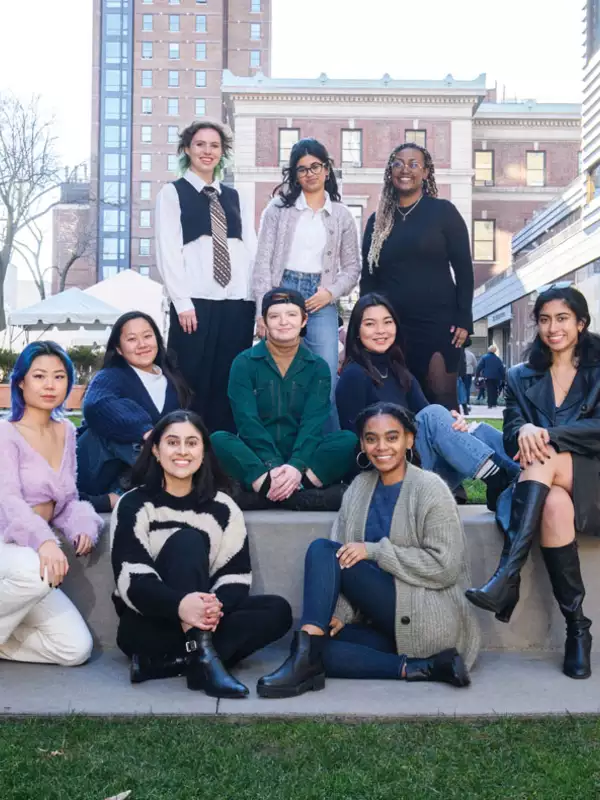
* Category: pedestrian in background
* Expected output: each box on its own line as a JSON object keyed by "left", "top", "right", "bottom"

{"left": 476, "top": 344, "right": 505, "bottom": 409}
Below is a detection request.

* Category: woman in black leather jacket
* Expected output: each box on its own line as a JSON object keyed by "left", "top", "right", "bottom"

{"left": 466, "top": 285, "right": 600, "bottom": 680}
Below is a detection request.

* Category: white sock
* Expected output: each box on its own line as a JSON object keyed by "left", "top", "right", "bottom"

{"left": 475, "top": 459, "right": 499, "bottom": 481}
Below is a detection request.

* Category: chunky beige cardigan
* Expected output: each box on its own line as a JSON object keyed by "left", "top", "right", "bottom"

{"left": 331, "top": 464, "right": 481, "bottom": 670}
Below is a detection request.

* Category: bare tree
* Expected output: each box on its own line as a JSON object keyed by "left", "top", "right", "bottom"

{"left": 0, "top": 94, "right": 63, "bottom": 329}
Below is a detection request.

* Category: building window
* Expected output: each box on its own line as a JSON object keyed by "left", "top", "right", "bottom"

{"left": 526, "top": 151, "right": 546, "bottom": 187}
{"left": 102, "top": 239, "right": 118, "bottom": 260}
{"left": 250, "top": 22, "right": 261, "bottom": 39}
{"left": 104, "top": 126, "right": 127, "bottom": 148}
{"left": 140, "top": 182, "right": 152, "bottom": 201}
{"left": 139, "top": 266, "right": 150, "bottom": 276}
{"left": 105, "top": 70, "right": 127, "bottom": 91}
{"left": 103, "top": 209, "right": 122, "bottom": 233}
{"left": 140, "top": 210, "right": 151, "bottom": 228}
{"left": 141, "top": 126, "right": 152, "bottom": 144}
{"left": 196, "top": 0, "right": 207, "bottom": 3}
{"left": 141, "top": 154, "right": 152, "bottom": 172}
{"left": 141, "top": 41, "right": 153, "bottom": 59}
{"left": 169, "top": 0, "right": 180, "bottom": 4}
{"left": 139, "top": 238, "right": 151, "bottom": 256}
{"left": 587, "top": 0, "right": 600, "bottom": 61}
{"left": 473, "top": 220, "right": 495, "bottom": 261}
{"left": 279, "top": 128, "right": 299, "bottom": 165}
{"left": 405, "top": 129, "right": 427, "bottom": 148}
{"left": 195, "top": 70, "right": 207, "bottom": 88}
{"left": 250, "top": 50, "right": 261, "bottom": 68}
{"left": 169, "top": 15, "right": 180, "bottom": 32}
{"left": 168, "top": 154, "right": 179, "bottom": 172}
{"left": 474, "top": 150, "right": 494, "bottom": 185}
{"left": 341, "top": 130, "right": 362, "bottom": 167}
{"left": 347, "top": 205, "right": 363, "bottom": 233}
{"left": 195, "top": 98, "right": 206, "bottom": 116}
{"left": 168, "top": 70, "right": 179, "bottom": 87}
{"left": 195, "top": 42, "right": 206, "bottom": 60}
{"left": 104, "top": 154, "right": 126, "bottom": 176}
{"left": 169, "top": 43, "right": 180, "bottom": 59}
{"left": 168, "top": 125, "right": 179, "bottom": 143}
{"left": 168, "top": 98, "right": 179, "bottom": 116}
{"left": 142, "top": 14, "right": 153, "bottom": 31}
{"left": 141, "top": 69, "right": 152, "bottom": 87}
{"left": 106, "top": 41, "right": 126, "bottom": 64}
{"left": 106, "top": 13, "right": 127, "bottom": 35}
{"left": 105, "top": 97, "right": 125, "bottom": 120}
{"left": 196, "top": 15, "right": 207, "bottom": 33}
{"left": 141, "top": 97, "right": 152, "bottom": 114}
{"left": 251, "top": 0, "right": 261, "bottom": 10}
{"left": 103, "top": 181, "right": 126, "bottom": 205}
{"left": 142, "top": 0, "right": 152, "bottom": 4}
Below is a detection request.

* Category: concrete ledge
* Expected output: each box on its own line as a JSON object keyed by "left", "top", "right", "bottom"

{"left": 61, "top": 507, "right": 600, "bottom": 653}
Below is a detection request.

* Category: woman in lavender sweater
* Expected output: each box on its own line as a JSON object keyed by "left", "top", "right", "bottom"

{"left": 0, "top": 342, "right": 103, "bottom": 666}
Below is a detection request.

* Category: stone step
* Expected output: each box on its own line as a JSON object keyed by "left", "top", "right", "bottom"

{"left": 61, "top": 508, "right": 600, "bottom": 653}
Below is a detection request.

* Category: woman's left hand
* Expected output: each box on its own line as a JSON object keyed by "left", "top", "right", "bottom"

{"left": 336, "top": 542, "right": 368, "bottom": 569}
{"left": 74, "top": 534, "right": 94, "bottom": 556}
{"left": 305, "top": 287, "right": 333, "bottom": 314}
{"left": 450, "top": 326, "right": 468, "bottom": 348}
{"left": 450, "top": 410, "right": 469, "bottom": 432}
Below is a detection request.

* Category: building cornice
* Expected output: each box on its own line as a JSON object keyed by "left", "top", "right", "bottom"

{"left": 227, "top": 92, "right": 482, "bottom": 106}
{"left": 474, "top": 117, "right": 581, "bottom": 127}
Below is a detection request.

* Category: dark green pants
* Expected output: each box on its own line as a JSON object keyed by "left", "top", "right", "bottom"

{"left": 211, "top": 430, "right": 358, "bottom": 488}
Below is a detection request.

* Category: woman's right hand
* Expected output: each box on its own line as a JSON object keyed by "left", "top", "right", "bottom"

{"left": 37, "top": 540, "right": 69, "bottom": 587}
{"left": 178, "top": 309, "right": 198, "bottom": 335}
{"left": 329, "top": 616, "right": 344, "bottom": 637}
{"left": 178, "top": 592, "right": 223, "bottom": 630}
{"left": 516, "top": 423, "right": 552, "bottom": 467}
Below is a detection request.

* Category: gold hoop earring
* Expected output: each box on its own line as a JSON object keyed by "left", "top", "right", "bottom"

{"left": 356, "top": 451, "right": 371, "bottom": 470}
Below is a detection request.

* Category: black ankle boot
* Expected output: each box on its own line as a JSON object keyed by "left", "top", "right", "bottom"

{"left": 404, "top": 649, "right": 470, "bottom": 687}
{"left": 483, "top": 467, "right": 513, "bottom": 513}
{"left": 185, "top": 629, "right": 249, "bottom": 698}
{"left": 541, "top": 541, "right": 592, "bottom": 679}
{"left": 466, "top": 481, "right": 550, "bottom": 621}
{"left": 130, "top": 653, "right": 189, "bottom": 684}
{"left": 256, "top": 631, "right": 326, "bottom": 698}
{"left": 281, "top": 485, "right": 347, "bottom": 512}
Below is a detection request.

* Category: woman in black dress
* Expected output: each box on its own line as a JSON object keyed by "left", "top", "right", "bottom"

{"left": 361, "top": 143, "right": 474, "bottom": 410}
{"left": 466, "top": 286, "right": 600, "bottom": 680}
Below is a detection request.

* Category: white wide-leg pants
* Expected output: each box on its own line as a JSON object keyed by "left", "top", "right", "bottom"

{"left": 0, "top": 540, "right": 93, "bottom": 666}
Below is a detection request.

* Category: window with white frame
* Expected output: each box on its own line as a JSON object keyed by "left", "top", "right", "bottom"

{"left": 169, "top": 14, "right": 180, "bottom": 32}
{"left": 168, "top": 70, "right": 179, "bottom": 87}
{"left": 250, "top": 50, "right": 260, "bottom": 68}
{"left": 195, "top": 70, "right": 206, "bottom": 87}
{"left": 141, "top": 41, "right": 153, "bottom": 59}
{"left": 168, "top": 98, "right": 179, "bottom": 116}
{"left": 195, "top": 42, "right": 206, "bottom": 60}
{"left": 169, "top": 42, "right": 180, "bottom": 59}
{"left": 141, "top": 69, "right": 152, "bottom": 87}
{"left": 195, "top": 98, "right": 206, "bottom": 116}
{"left": 196, "top": 15, "right": 206, "bottom": 32}
{"left": 141, "top": 154, "right": 152, "bottom": 171}
{"left": 251, "top": 0, "right": 261, "bottom": 10}
{"left": 474, "top": 150, "right": 494, "bottom": 185}
{"left": 347, "top": 205, "right": 363, "bottom": 233}
{"left": 140, "top": 210, "right": 151, "bottom": 228}
{"left": 168, "top": 154, "right": 179, "bottom": 172}
{"left": 141, "top": 126, "right": 152, "bottom": 144}
{"left": 140, "top": 182, "right": 152, "bottom": 201}
{"left": 139, "top": 238, "right": 151, "bottom": 256}
{"left": 341, "top": 130, "right": 362, "bottom": 167}
{"left": 473, "top": 220, "right": 495, "bottom": 261}
{"left": 141, "top": 97, "right": 152, "bottom": 114}
{"left": 142, "top": 14, "right": 153, "bottom": 31}
{"left": 405, "top": 129, "right": 427, "bottom": 148}
{"left": 250, "top": 22, "right": 261, "bottom": 39}
{"left": 278, "top": 128, "right": 299, "bottom": 164}
{"left": 168, "top": 125, "right": 179, "bottom": 143}
{"left": 526, "top": 151, "right": 546, "bottom": 187}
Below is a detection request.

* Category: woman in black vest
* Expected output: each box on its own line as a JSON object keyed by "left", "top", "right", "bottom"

{"left": 156, "top": 121, "right": 257, "bottom": 432}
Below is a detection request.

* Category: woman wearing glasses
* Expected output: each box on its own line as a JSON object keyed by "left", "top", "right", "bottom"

{"left": 361, "top": 143, "right": 474, "bottom": 410}
{"left": 252, "top": 138, "right": 361, "bottom": 429}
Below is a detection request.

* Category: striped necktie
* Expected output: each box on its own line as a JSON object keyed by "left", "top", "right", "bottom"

{"left": 203, "top": 186, "right": 231, "bottom": 288}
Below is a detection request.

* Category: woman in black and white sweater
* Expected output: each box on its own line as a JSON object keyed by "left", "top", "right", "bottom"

{"left": 110, "top": 409, "right": 292, "bottom": 696}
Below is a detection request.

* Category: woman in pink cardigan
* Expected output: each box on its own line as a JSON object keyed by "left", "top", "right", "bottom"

{"left": 0, "top": 341, "right": 103, "bottom": 666}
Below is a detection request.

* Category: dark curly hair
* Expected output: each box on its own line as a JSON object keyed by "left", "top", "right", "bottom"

{"left": 273, "top": 137, "right": 341, "bottom": 208}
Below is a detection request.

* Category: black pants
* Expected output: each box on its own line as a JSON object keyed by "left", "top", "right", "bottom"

{"left": 486, "top": 379, "right": 500, "bottom": 408}
{"left": 116, "top": 528, "right": 292, "bottom": 666}
{"left": 168, "top": 298, "right": 255, "bottom": 433}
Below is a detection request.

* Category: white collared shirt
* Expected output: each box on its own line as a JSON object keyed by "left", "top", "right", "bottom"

{"left": 284, "top": 191, "right": 332, "bottom": 275}
{"left": 155, "top": 170, "right": 257, "bottom": 314}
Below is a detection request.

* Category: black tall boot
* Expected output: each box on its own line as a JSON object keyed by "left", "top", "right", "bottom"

{"left": 465, "top": 481, "right": 550, "bottom": 622}
{"left": 541, "top": 541, "right": 592, "bottom": 679}
{"left": 130, "top": 653, "right": 189, "bottom": 684}
{"left": 256, "top": 630, "right": 326, "bottom": 698}
{"left": 185, "top": 629, "right": 249, "bottom": 698}
{"left": 404, "top": 649, "right": 471, "bottom": 687}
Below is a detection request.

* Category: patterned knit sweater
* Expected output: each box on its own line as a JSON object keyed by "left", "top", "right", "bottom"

{"left": 110, "top": 488, "right": 251, "bottom": 619}
{"left": 331, "top": 464, "right": 481, "bottom": 670}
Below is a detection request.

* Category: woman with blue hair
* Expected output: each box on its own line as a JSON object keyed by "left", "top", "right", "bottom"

{"left": 0, "top": 341, "right": 103, "bottom": 666}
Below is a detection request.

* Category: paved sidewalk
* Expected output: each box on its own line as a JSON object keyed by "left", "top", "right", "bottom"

{"left": 465, "top": 405, "right": 504, "bottom": 420}
{"left": 2, "top": 647, "right": 599, "bottom": 718}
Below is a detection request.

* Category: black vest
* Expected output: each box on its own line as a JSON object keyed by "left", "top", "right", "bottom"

{"left": 172, "top": 178, "right": 243, "bottom": 245}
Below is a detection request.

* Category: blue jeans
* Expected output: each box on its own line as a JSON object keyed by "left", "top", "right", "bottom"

{"left": 300, "top": 539, "right": 404, "bottom": 679}
{"left": 415, "top": 405, "right": 519, "bottom": 491}
{"left": 281, "top": 269, "right": 340, "bottom": 432}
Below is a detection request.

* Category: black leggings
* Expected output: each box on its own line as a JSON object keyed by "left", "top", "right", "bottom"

{"left": 116, "top": 528, "right": 292, "bottom": 666}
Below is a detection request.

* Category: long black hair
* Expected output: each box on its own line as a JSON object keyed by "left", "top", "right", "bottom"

{"left": 130, "top": 410, "right": 230, "bottom": 504}
{"left": 104, "top": 311, "right": 192, "bottom": 408}
{"left": 525, "top": 285, "right": 600, "bottom": 370}
{"left": 273, "top": 138, "right": 341, "bottom": 208}
{"left": 343, "top": 293, "right": 412, "bottom": 391}
{"left": 355, "top": 401, "right": 420, "bottom": 467}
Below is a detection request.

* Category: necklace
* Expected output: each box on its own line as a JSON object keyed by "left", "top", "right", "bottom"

{"left": 397, "top": 194, "right": 423, "bottom": 222}
{"left": 550, "top": 366, "right": 575, "bottom": 401}
{"left": 373, "top": 366, "right": 389, "bottom": 380}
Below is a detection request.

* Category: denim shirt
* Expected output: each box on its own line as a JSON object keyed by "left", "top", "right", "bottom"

{"left": 227, "top": 340, "right": 331, "bottom": 471}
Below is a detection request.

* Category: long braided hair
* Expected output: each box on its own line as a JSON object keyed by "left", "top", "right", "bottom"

{"left": 367, "top": 143, "right": 438, "bottom": 272}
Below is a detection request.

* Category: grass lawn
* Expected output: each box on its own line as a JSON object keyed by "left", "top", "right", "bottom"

{"left": 464, "top": 418, "right": 503, "bottom": 504}
{"left": 1, "top": 716, "right": 600, "bottom": 799}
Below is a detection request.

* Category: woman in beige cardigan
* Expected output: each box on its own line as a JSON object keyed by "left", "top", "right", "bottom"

{"left": 257, "top": 402, "right": 480, "bottom": 698}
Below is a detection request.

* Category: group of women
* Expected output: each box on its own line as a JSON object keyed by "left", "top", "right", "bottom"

{"left": 1, "top": 116, "right": 599, "bottom": 697}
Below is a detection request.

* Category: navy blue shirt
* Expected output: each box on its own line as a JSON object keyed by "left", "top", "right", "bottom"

{"left": 364, "top": 480, "right": 403, "bottom": 543}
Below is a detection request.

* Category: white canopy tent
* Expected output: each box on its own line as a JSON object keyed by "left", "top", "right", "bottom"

{"left": 8, "top": 288, "right": 121, "bottom": 331}
{"left": 85, "top": 270, "right": 168, "bottom": 336}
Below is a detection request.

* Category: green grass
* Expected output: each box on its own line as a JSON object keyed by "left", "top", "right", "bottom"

{"left": 464, "top": 417, "right": 504, "bottom": 504}
{"left": 1, "top": 716, "right": 600, "bottom": 799}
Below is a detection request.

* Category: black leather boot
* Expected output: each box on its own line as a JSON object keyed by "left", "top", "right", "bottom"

{"left": 541, "top": 541, "right": 592, "bottom": 679}
{"left": 185, "top": 629, "right": 249, "bottom": 698}
{"left": 256, "top": 630, "right": 326, "bottom": 698}
{"left": 404, "top": 649, "right": 470, "bottom": 687}
{"left": 130, "top": 653, "right": 189, "bottom": 684}
{"left": 466, "top": 481, "right": 550, "bottom": 622}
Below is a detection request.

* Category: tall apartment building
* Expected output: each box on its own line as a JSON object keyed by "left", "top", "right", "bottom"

{"left": 90, "top": 0, "right": 271, "bottom": 283}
